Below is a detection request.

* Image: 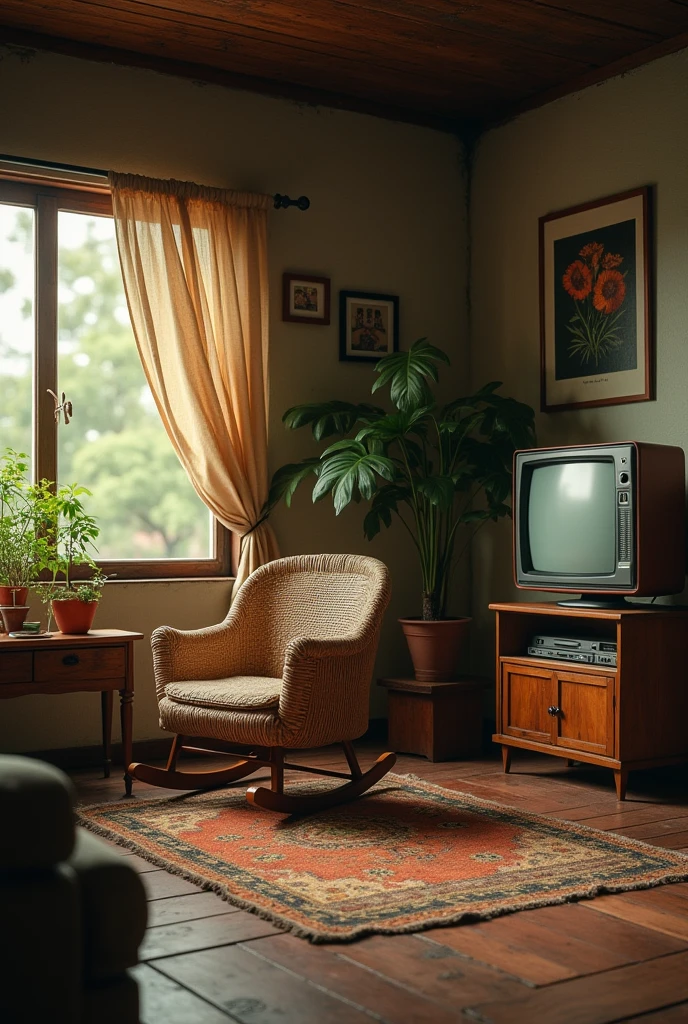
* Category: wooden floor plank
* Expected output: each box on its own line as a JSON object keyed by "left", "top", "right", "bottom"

{"left": 467, "top": 950, "right": 688, "bottom": 1024}
{"left": 141, "top": 869, "right": 205, "bottom": 901}
{"left": 606, "top": 888, "right": 688, "bottom": 917}
{"left": 572, "top": 808, "right": 688, "bottom": 830}
{"left": 606, "top": 815, "right": 688, "bottom": 839}
{"left": 147, "top": 891, "right": 239, "bottom": 928}
{"left": 618, "top": 1004, "right": 688, "bottom": 1022}
{"left": 141, "top": 911, "right": 281, "bottom": 960}
{"left": 132, "top": 963, "right": 233, "bottom": 1023}
{"left": 428, "top": 923, "right": 579, "bottom": 985}
{"left": 585, "top": 893, "right": 688, "bottom": 941}
{"left": 428, "top": 907, "right": 637, "bottom": 977}
{"left": 434, "top": 901, "right": 686, "bottom": 985}
{"left": 151, "top": 944, "right": 374, "bottom": 1022}
{"left": 119, "top": 851, "right": 162, "bottom": 873}
{"left": 245, "top": 933, "right": 464, "bottom": 1024}
{"left": 324, "top": 933, "right": 528, "bottom": 1009}
{"left": 644, "top": 832, "right": 688, "bottom": 850}
{"left": 518, "top": 902, "right": 688, "bottom": 960}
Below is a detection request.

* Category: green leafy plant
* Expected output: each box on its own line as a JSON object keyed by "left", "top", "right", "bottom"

{"left": 33, "top": 482, "right": 107, "bottom": 602}
{"left": 0, "top": 449, "right": 110, "bottom": 612}
{"left": 265, "top": 339, "right": 536, "bottom": 620}
{"left": 0, "top": 449, "right": 50, "bottom": 589}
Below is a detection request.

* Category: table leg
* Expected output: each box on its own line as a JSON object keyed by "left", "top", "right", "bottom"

{"left": 120, "top": 689, "right": 134, "bottom": 797}
{"left": 101, "top": 690, "right": 113, "bottom": 779}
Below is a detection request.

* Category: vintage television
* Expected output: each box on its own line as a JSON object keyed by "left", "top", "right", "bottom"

{"left": 513, "top": 441, "right": 685, "bottom": 606}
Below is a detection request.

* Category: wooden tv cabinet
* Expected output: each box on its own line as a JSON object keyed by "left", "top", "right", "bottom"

{"left": 490, "top": 601, "right": 688, "bottom": 800}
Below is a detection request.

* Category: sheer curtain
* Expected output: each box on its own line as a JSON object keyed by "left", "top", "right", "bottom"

{"left": 109, "top": 172, "right": 279, "bottom": 594}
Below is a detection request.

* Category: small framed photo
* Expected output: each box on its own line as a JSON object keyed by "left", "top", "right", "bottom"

{"left": 339, "top": 291, "right": 399, "bottom": 362}
{"left": 540, "top": 186, "right": 653, "bottom": 413}
{"left": 282, "top": 273, "right": 330, "bottom": 325}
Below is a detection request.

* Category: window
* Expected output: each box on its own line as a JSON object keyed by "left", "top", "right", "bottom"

{"left": 0, "top": 177, "right": 230, "bottom": 578}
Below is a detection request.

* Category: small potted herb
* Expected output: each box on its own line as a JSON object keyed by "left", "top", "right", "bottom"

{"left": 35, "top": 483, "right": 110, "bottom": 635}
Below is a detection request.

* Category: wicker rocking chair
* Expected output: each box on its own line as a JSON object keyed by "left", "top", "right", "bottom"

{"left": 129, "top": 554, "right": 396, "bottom": 813}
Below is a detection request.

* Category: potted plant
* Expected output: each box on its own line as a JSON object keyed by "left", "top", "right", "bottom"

{"left": 265, "top": 339, "right": 535, "bottom": 680}
{"left": 0, "top": 449, "right": 48, "bottom": 630}
{"left": 35, "top": 483, "right": 109, "bottom": 635}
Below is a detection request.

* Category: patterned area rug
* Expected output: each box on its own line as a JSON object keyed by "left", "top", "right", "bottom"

{"left": 78, "top": 773, "right": 688, "bottom": 942}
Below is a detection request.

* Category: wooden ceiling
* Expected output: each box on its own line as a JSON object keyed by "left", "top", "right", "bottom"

{"left": 2, "top": 1, "right": 688, "bottom": 133}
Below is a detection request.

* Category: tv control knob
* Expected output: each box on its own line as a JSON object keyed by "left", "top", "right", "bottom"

{"left": 547, "top": 705, "right": 561, "bottom": 717}
{"left": 619, "top": 472, "right": 629, "bottom": 484}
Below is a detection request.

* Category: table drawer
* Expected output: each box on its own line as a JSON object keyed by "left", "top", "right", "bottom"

{"left": 34, "top": 646, "right": 126, "bottom": 683}
{"left": 0, "top": 652, "right": 33, "bottom": 684}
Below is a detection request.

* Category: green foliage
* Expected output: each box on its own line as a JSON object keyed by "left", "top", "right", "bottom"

{"left": 0, "top": 448, "right": 110, "bottom": 608}
{"left": 267, "top": 339, "right": 536, "bottom": 620}
{"left": 0, "top": 449, "right": 47, "bottom": 587}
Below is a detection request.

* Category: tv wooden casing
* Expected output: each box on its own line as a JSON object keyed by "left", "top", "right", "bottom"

{"left": 513, "top": 440, "right": 685, "bottom": 598}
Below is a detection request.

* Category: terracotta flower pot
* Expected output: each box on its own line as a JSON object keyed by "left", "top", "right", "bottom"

{"left": 399, "top": 617, "right": 472, "bottom": 682}
{"left": 0, "top": 585, "right": 29, "bottom": 607}
{"left": 52, "top": 599, "right": 99, "bottom": 635}
{"left": 0, "top": 605, "right": 30, "bottom": 633}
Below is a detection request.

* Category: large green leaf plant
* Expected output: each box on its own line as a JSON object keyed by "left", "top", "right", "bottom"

{"left": 266, "top": 339, "right": 536, "bottom": 621}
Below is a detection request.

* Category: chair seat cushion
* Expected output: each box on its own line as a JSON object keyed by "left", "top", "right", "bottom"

{"left": 165, "top": 675, "right": 282, "bottom": 711}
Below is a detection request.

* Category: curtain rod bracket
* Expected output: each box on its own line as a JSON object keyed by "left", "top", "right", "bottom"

{"left": 273, "top": 194, "right": 310, "bottom": 211}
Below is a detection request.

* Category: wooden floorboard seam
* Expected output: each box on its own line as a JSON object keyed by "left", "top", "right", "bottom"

{"left": 143, "top": 960, "right": 242, "bottom": 1023}
{"left": 237, "top": 939, "right": 391, "bottom": 1020}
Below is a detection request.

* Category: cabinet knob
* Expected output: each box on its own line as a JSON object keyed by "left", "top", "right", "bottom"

{"left": 547, "top": 705, "right": 561, "bottom": 717}
{"left": 62, "top": 654, "right": 80, "bottom": 666}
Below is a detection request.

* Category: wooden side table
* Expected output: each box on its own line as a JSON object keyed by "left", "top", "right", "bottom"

{"left": 0, "top": 628, "right": 144, "bottom": 795}
{"left": 378, "top": 676, "right": 490, "bottom": 762}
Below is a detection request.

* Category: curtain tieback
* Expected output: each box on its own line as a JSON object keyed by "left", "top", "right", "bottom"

{"left": 240, "top": 514, "right": 269, "bottom": 541}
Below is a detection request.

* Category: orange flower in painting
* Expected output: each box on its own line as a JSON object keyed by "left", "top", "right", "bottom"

{"left": 602, "top": 252, "right": 624, "bottom": 269}
{"left": 593, "top": 269, "right": 626, "bottom": 314}
{"left": 580, "top": 241, "right": 604, "bottom": 268}
{"left": 562, "top": 260, "right": 592, "bottom": 300}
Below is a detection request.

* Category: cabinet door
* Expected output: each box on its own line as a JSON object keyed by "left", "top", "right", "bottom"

{"left": 501, "top": 662, "right": 554, "bottom": 743}
{"left": 552, "top": 670, "right": 615, "bottom": 757}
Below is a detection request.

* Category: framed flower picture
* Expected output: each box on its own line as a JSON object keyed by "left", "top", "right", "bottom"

{"left": 539, "top": 187, "right": 653, "bottom": 412}
{"left": 282, "top": 273, "right": 330, "bottom": 325}
{"left": 339, "top": 291, "right": 399, "bottom": 362}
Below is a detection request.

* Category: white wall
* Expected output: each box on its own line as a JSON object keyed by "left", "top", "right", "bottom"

{"left": 0, "top": 47, "right": 468, "bottom": 752}
{"left": 470, "top": 48, "right": 688, "bottom": 671}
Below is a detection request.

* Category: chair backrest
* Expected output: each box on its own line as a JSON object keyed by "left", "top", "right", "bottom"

{"left": 228, "top": 554, "right": 390, "bottom": 678}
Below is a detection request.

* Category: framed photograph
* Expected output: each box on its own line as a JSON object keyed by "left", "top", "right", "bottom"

{"left": 339, "top": 291, "right": 399, "bottom": 362}
{"left": 540, "top": 187, "right": 652, "bottom": 412}
{"left": 282, "top": 273, "right": 330, "bottom": 325}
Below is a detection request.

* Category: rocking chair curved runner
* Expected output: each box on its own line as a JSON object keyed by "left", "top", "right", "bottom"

{"left": 129, "top": 554, "right": 396, "bottom": 813}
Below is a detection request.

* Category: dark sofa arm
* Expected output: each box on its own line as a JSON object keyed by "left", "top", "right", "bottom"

{"left": 0, "top": 755, "right": 76, "bottom": 869}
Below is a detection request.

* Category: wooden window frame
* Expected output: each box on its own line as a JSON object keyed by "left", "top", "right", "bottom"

{"left": 0, "top": 176, "right": 232, "bottom": 580}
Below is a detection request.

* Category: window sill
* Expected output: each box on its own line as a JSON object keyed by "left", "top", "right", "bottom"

{"left": 105, "top": 576, "right": 235, "bottom": 585}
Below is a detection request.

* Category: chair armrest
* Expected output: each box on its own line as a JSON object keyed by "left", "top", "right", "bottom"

{"left": 0, "top": 756, "right": 75, "bottom": 869}
{"left": 151, "top": 620, "right": 243, "bottom": 697}
{"left": 278, "top": 629, "right": 381, "bottom": 747}
{"left": 284, "top": 629, "right": 373, "bottom": 663}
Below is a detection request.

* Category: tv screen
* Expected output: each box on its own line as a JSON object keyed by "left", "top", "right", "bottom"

{"left": 527, "top": 461, "right": 616, "bottom": 575}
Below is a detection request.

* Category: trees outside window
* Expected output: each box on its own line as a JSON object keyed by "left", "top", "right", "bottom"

{"left": 0, "top": 178, "right": 229, "bottom": 578}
